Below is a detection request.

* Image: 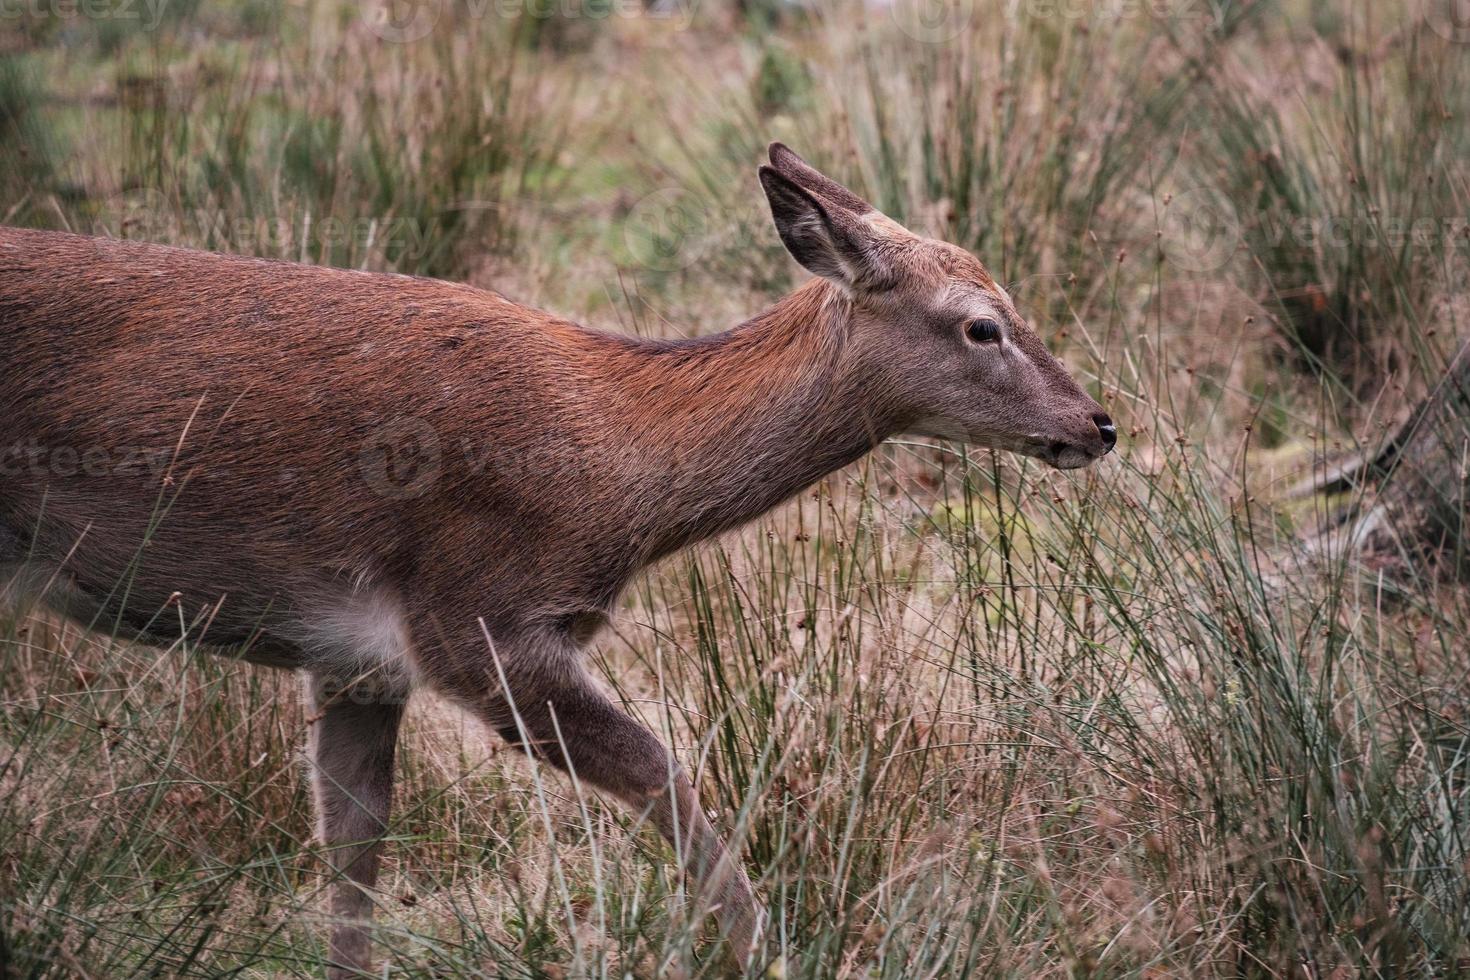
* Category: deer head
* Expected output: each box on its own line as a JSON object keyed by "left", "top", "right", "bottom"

{"left": 759, "top": 143, "right": 1115, "bottom": 469}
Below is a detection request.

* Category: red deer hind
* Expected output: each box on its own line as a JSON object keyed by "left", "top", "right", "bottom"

{"left": 0, "top": 144, "right": 1115, "bottom": 975}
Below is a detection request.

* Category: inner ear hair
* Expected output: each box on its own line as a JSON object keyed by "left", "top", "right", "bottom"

{"left": 758, "top": 165, "right": 850, "bottom": 282}
{"left": 759, "top": 165, "right": 897, "bottom": 294}
{"left": 767, "top": 142, "right": 873, "bottom": 217}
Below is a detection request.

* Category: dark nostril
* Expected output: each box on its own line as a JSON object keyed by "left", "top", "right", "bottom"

{"left": 1092, "top": 412, "right": 1117, "bottom": 450}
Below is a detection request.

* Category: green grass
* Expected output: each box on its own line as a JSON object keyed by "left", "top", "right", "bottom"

{"left": 3, "top": 1, "right": 1469, "bottom": 976}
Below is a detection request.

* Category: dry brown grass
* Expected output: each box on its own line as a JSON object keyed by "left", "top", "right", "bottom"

{"left": 3, "top": 1, "right": 1469, "bottom": 976}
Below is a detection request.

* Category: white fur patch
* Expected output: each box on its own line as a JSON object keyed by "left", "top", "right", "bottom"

{"left": 0, "top": 560, "right": 54, "bottom": 608}
{"left": 1, "top": 560, "right": 99, "bottom": 624}
{"left": 297, "top": 585, "right": 416, "bottom": 687}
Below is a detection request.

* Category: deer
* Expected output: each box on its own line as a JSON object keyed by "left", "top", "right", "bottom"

{"left": 0, "top": 143, "right": 1115, "bottom": 976}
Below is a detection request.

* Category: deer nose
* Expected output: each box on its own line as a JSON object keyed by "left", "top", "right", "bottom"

{"left": 1092, "top": 412, "right": 1117, "bottom": 453}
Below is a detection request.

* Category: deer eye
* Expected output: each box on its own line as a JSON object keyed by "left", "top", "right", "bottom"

{"left": 965, "top": 318, "right": 1002, "bottom": 345}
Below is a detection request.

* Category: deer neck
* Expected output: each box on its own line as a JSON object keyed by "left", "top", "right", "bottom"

{"left": 601, "top": 279, "right": 896, "bottom": 563}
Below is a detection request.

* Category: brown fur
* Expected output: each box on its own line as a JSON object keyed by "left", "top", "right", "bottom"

{"left": 0, "top": 144, "right": 1112, "bottom": 974}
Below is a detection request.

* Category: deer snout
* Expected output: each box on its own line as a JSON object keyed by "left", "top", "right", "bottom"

{"left": 1041, "top": 404, "right": 1117, "bottom": 469}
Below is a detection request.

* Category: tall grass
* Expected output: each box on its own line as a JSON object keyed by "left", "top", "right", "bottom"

{"left": 1195, "top": 9, "right": 1470, "bottom": 388}
{"left": 3, "top": 1, "right": 1469, "bottom": 977}
{"left": 1, "top": 9, "right": 576, "bottom": 277}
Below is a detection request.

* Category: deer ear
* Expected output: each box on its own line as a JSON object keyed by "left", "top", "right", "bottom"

{"left": 758, "top": 165, "right": 890, "bottom": 292}
{"left": 767, "top": 142, "right": 874, "bottom": 216}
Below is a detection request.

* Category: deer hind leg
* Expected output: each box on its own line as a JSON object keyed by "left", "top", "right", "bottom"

{"left": 306, "top": 671, "right": 407, "bottom": 979}
{"left": 462, "top": 638, "right": 763, "bottom": 967}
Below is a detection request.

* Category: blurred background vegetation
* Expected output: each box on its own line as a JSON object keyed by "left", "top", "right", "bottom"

{"left": 2, "top": 0, "right": 1469, "bottom": 976}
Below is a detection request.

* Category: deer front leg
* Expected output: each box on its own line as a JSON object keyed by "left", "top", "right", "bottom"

{"left": 504, "top": 673, "right": 761, "bottom": 965}
{"left": 418, "top": 625, "right": 763, "bottom": 968}
{"left": 306, "top": 672, "right": 406, "bottom": 979}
